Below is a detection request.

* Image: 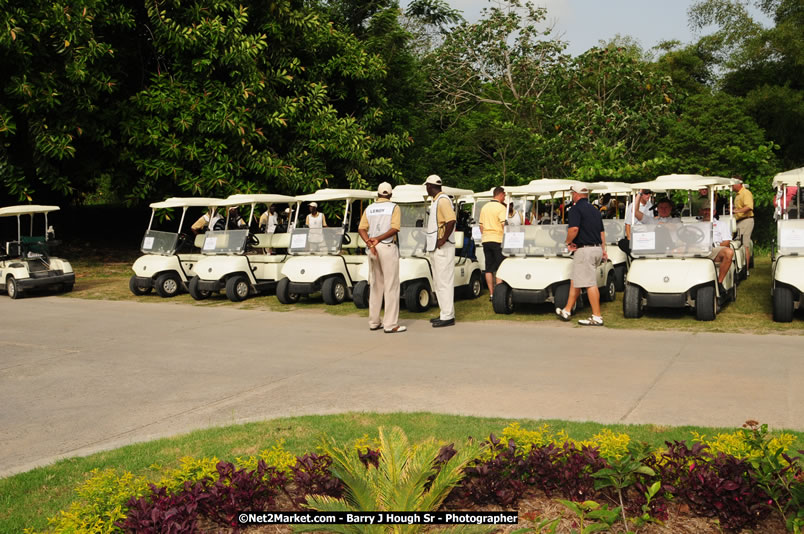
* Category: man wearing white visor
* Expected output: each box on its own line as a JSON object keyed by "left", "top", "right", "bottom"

{"left": 424, "top": 174, "right": 457, "bottom": 328}
{"left": 358, "top": 182, "right": 406, "bottom": 333}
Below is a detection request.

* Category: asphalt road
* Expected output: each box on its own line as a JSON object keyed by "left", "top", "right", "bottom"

{"left": 1, "top": 296, "right": 802, "bottom": 477}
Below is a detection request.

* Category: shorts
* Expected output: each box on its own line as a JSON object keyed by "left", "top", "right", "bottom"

{"left": 708, "top": 246, "right": 727, "bottom": 260}
{"left": 572, "top": 246, "right": 602, "bottom": 288}
{"left": 736, "top": 218, "right": 754, "bottom": 245}
{"left": 482, "top": 242, "right": 504, "bottom": 274}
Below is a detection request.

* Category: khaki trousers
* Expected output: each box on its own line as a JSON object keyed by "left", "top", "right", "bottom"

{"left": 432, "top": 243, "right": 455, "bottom": 320}
{"left": 369, "top": 243, "right": 400, "bottom": 329}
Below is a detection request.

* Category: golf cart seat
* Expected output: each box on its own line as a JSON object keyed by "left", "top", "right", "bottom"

{"left": 194, "top": 234, "right": 206, "bottom": 248}
{"left": 6, "top": 241, "right": 21, "bottom": 257}
{"left": 270, "top": 233, "right": 291, "bottom": 249}
{"left": 454, "top": 231, "right": 463, "bottom": 249}
{"left": 719, "top": 214, "right": 738, "bottom": 235}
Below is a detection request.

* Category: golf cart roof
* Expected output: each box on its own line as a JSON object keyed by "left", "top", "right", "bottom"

{"left": 633, "top": 174, "right": 732, "bottom": 191}
{"left": 591, "top": 182, "right": 634, "bottom": 194}
{"left": 393, "top": 184, "right": 474, "bottom": 203}
{"left": 508, "top": 179, "right": 606, "bottom": 196}
{"left": 226, "top": 194, "right": 296, "bottom": 205}
{"left": 149, "top": 197, "right": 224, "bottom": 209}
{"left": 295, "top": 188, "right": 377, "bottom": 202}
{"left": 773, "top": 167, "right": 804, "bottom": 187}
{"left": 0, "top": 205, "right": 60, "bottom": 217}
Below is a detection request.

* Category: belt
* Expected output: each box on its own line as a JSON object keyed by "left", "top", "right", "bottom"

{"left": 576, "top": 244, "right": 601, "bottom": 248}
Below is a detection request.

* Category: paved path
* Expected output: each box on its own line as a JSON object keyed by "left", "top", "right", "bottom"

{"left": 1, "top": 297, "right": 802, "bottom": 477}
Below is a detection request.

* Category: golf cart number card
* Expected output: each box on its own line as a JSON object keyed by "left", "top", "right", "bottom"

{"left": 142, "top": 236, "right": 155, "bottom": 250}
{"left": 504, "top": 231, "right": 525, "bottom": 249}
{"left": 291, "top": 233, "right": 307, "bottom": 249}
{"left": 472, "top": 226, "right": 482, "bottom": 241}
{"left": 781, "top": 227, "right": 804, "bottom": 248}
{"left": 632, "top": 231, "right": 656, "bottom": 251}
{"left": 203, "top": 236, "right": 217, "bottom": 250}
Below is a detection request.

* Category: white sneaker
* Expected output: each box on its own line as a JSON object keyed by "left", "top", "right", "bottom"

{"left": 578, "top": 316, "right": 604, "bottom": 326}
{"left": 555, "top": 308, "right": 571, "bottom": 321}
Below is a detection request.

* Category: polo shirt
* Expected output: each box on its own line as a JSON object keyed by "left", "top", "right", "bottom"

{"left": 478, "top": 200, "right": 506, "bottom": 243}
{"left": 735, "top": 187, "right": 754, "bottom": 220}
{"left": 567, "top": 197, "right": 604, "bottom": 246}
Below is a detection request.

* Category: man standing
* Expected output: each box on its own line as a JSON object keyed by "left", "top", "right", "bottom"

{"left": 732, "top": 178, "right": 754, "bottom": 268}
{"left": 624, "top": 189, "right": 653, "bottom": 240}
{"left": 479, "top": 186, "right": 507, "bottom": 300}
{"left": 556, "top": 184, "right": 607, "bottom": 326}
{"left": 358, "top": 182, "right": 405, "bottom": 333}
{"left": 306, "top": 202, "right": 327, "bottom": 228}
{"left": 424, "top": 174, "right": 456, "bottom": 328}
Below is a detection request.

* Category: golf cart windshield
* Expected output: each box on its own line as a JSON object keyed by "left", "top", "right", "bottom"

{"left": 396, "top": 203, "right": 428, "bottom": 257}
{"left": 603, "top": 220, "right": 626, "bottom": 244}
{"left": 631, "top": 221, "right": 713, "bottom": 258}
{"left": 777, "top": 219, "right": 804, "bottom": 256}
{"left": 141, "top": 230, "right": 179, "bottom": 255}
{"left": 288, "top": 227, "right": 345, "bottom": 254}
{"left": 200, "top": 229, "right": 249, "bottom": 254}
{"left": 502, "top": 224, "right": 570, "bottom": 257}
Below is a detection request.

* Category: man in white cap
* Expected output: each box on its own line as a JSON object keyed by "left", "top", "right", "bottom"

{"left": 424, "top": 174, "right": 457, "bottom": 327}
{"left": 556, "top": 183, "right": 607, "bottom": 326}
{"left": 305, "top": 202, "right": 327, "bottom": 228}
{"left": 358, "top": 182, "right": 406, "bottom": 333}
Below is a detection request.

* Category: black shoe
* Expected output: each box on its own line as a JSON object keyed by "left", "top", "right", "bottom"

{"left": 429, "top": 317, "right": 440, "bottom": 323}
{"left": 432, "top": 318, "right": 455, "bottom": 328}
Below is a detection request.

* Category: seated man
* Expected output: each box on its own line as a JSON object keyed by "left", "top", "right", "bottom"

{"left": 653, "top": 198, "right": 680, "bottom": 252}
{"left": 701, "top": 207, "right": 734, "bottom": 292}
{"left": 654, "top": 198, "right": 680, "bottom": 223}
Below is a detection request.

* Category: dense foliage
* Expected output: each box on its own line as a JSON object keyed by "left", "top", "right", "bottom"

{"left": 1, "top": 0, "right": 801, "bottom": 208}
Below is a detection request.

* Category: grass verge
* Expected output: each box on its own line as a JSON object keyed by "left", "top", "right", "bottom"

{"left": 2, "top": 412, "right": 804, "bottom": 532}
{"left": 64, "top": 250, "right": 803, "bottom": 334}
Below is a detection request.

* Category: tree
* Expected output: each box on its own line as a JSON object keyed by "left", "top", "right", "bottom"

{"left": 0, "top": 0, "right": 135, "bottom": 202}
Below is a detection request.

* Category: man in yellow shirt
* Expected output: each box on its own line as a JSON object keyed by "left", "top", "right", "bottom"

{"left": 479, "top": 186, "right": 507, "bottom": 300}
{"left": 732, "top": 178, "right": 754, "bottom": 268}
{"left": 424, "top": 174, "right": 457, "bottom": 328}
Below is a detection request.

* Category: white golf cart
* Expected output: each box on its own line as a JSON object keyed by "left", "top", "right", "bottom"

{"left": 187, "top": 194, "right": 296, "bottom": 302}
{"left": 623, "top": 174, "right": 737, "bottom": 321}
{"left": 491, "top": 180, "right": 616, "bottom": 315}
{"left": 592, "top": 182, "right": 633, "bottom": 291}
{"left": 0, "top": 205, "right": 74, "bottom": 299}
{"left": 771, "top": 167, "right": 804, "bottom": 322}
{"left": 276, "top": 189, "right": 375, "bottom": 305}
{"left": 130, "top": 197, "right": 222, "bottom": 297}
{"left": 351, "top": 184, "right": 483, "bottom": 311}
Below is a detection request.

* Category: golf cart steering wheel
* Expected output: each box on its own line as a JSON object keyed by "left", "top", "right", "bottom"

{"left": 676, "top": 225, "right": 705, "bottom": 245}
{"left": 247, "top": 232, "right": 260, "bottom": 246}
{"left": 341, "top": 231, "right": 352, "bottom": 245}
{"left": 547, "top": 226, "right": 566, "bottom": 242}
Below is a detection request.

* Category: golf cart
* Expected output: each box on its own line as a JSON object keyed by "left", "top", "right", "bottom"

{"left": 187, "top": 194, "right": 296, "bottom": 302}
{"left": 130, "top": 197, "right": 222, "bottom": 297}
{"left": 351, "top": 184, "right": 483, "bottom": 311}
{"left": 591, "top": 182, "right": 633, "bottom": 291}
{"left": 771, "top": 167, "right": 804, "bottom": 322}
{"left": 277, "top": 189, "right": 375, "bottom": 305}
{"left": 623, "top": 174, "right": 737, "bottom": 321}
{"left": 0, "top": 205, "right": 74, "bottom": 299}
{"left": 491, "top": 180, "right": 617, "bottom": 315}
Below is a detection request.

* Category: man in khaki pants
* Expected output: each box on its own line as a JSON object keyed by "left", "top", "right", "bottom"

{"left": 358, "top": 182, "right": 406, "bottom": 333}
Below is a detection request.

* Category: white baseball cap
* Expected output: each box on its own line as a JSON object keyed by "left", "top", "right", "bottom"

{"left": 378, "top": 182, "right": 392, "bottom": 195}
{"left": 309, "top": 202, "right": 318, "bottom": 208}
{"left": 424, "top": 174, "right": 442, "bottom": 186}
{"left": 570, "top": 184, "right": 589, "bottom": 194}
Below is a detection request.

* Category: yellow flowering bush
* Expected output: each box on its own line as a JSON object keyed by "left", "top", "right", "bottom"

{"left": 691, "top": 429, "right": 796, "bottom": 463}
{"left": 158, "top": 456, "right": 220, "bottom": 493}
{"left": 236, "top": 440, "right": 297, "bottom": 474}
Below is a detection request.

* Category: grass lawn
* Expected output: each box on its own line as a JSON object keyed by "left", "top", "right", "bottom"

{"left": 64, "top": 248, "right": 803, "bottom": 334}
{"left": 3, "top": 412, "right": 804, "bottom": 533}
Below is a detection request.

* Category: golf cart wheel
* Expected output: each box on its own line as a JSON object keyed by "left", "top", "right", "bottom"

{"left": 62, "top": 282, "right": 74, "bottom": 293}
{"left": 601, "top": 271, "right": 616, "bottom": 302}
{"left": 188, "top": 276, "right": 211, "bottom": 300}
{"left": 155, "top": 272, "right": 182, "bottom": 298}
{"left": 729, "top": 279, "right": 737, "bottom": 302}
{"left": 6, "top": 276, "right": 22, "bottom": 300}
{"left": 129, "top": 275, "right": 152, "bottom": 296}
{"left": 613, "top": 264, "right": 626, "bottom": 292}
{"left": 695, "top": 285, "right": 717, "bottom": 321}
{"left": 773, "top": 286, "right": 794, "bottom": 323}
{"left": 553, "top": 283, "right": 572, "bottom": 311}
{"left": 322, "top": 276, "right": 347, "bottom": 305}
{"left": 749, "top": 254, "right": 754, "bottom": 269}
{"left": 465, "top": 269, "right": 483, "bottom": 299}
{"left": 404, "top": 280, "right": 431, "bottom": 313}
{"left": 276, "top": 277, "right": 300, "bottom": 304}
{"left": 225, "top": 274, "right": 250, "bottom": 302}
{"left": 623, "top": 284, "right": 644, "bottom": 318}
{"left": 352, "top": 280, "right": 369, "bottom": 309}
{"left": 492, "top": 283, "right": 514, "bottom": 315}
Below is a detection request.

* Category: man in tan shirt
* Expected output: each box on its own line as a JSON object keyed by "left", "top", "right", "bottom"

{"left": 424, "top": 174, "right": 457, "bottom": 328}
{"left": 732, "top": 178, "right": 754, "bottom": 269}
{"left": 358, "top": 182, "right": 405, "bottom": 333}
{"left": 478, "top": 186, "right": 507, "bottom": 299}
